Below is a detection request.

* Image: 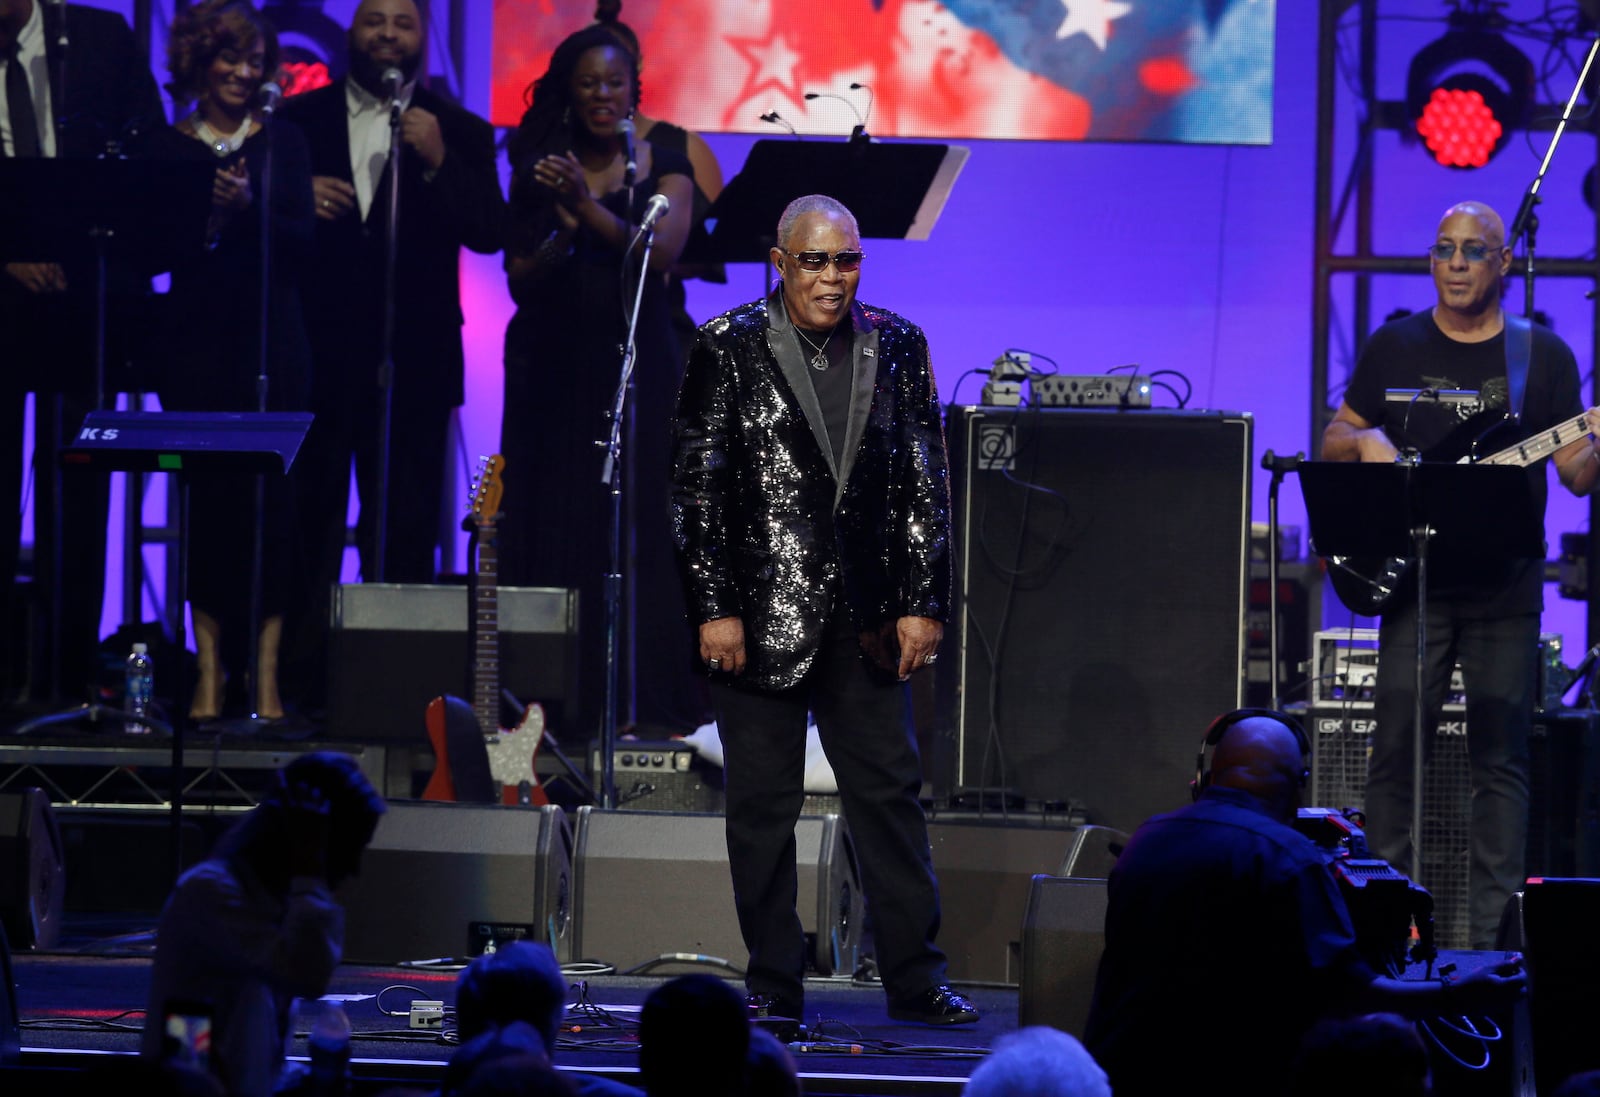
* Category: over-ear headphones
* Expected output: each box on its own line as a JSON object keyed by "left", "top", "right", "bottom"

{"left": 1191, "top": 707, "right": 1311, "bottom": 802}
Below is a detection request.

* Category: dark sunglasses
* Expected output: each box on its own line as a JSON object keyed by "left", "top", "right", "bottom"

{"left": 785, "top": 249, "right": 865, "bottom": 273}
{"left": 1429, "top": 241, "right": 1501, "bottom": 263}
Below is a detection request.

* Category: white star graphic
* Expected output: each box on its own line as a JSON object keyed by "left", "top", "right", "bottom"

{"left": 1055, "top": 0, "right": 1134, "bottom": 51}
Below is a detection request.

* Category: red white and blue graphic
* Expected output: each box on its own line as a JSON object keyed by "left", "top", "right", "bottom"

{"left": 489, "top": 0, "right": 1275, "bottom": 144}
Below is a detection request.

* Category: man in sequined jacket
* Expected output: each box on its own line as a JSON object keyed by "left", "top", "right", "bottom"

{"left": 670, "top": 194, "right": 978, "bottom": 1031}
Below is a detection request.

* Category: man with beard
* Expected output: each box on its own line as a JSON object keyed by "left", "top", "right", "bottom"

{"left": 279, "top": 0, "right": 504, "bottom": 714}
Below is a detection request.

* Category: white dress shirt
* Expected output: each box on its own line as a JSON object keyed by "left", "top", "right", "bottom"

{"left": 345, "top": 74, "right": 413, "bottom": 221}
{"left": 1, "top": 0, "right": 58, "bottom": 158}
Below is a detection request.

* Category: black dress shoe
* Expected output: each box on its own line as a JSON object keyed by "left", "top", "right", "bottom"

{"left": 746, "top": 992, "right": 805, "bottom": 1041}
{"left": 745, "top": 992, "right": 803, "bottom": 1020}
{"left": 887, "top": 984, "right": 980, "bottom": 1025}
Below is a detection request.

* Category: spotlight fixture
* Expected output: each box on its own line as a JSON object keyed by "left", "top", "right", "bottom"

{"left": 1405, "top": 20, "right": 1534, "bottom": 168}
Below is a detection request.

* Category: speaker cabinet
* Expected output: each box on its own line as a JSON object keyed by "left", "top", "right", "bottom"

{"left": 0, "top": 790, "right": 64, "bottom": 950}
{"left": 1503, "top": 879, "right": 1600, "bottom": 1093}
{"left": 593, "top": 740, "right": 726, "bottom": 814}
{"left": 571, "top": 807, "right": 862, "bottom": 976}
{"left": 338, "top": 801, "right": 573, "bottom": 964}
{"left": 1019, "top": 875, "right": 1108, "bottom": 1039}
{"left": 328, "top": 584, "right": 579, "bottom": 743}
{"left": 939, "top": 408, "right": 1251, "bottom": 833}
{"left": 927, "top": 817, "right": 1081, "bottom": 985}
{"left": 0, "top": 922, "right": 15, "bottom": 1066}
{"left": 58, "top": 810, "right": 217, "bottom": 915}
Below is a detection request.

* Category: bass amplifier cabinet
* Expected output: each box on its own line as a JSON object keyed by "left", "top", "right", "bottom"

{"left": 328, "top": 583, "right": 578, "bottom": 743}
{"left": 338, "top": 801, "right": 573, "bottom": 964}
{"left": 570, "top": 807, "right": 862, "bottom": 976}
{"left": 939, "top": 407, "right": 1251, "bottom": 833}
{"left": 1307, "top": 704, "right": 1473, "bottom": 950}
{"left": 1306, "top": 703, "right": 1596, "bottom": 952}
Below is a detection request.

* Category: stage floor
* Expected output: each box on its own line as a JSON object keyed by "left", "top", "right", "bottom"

{"left": 11, "top": 917, "right": 1014, "bottom": 1096}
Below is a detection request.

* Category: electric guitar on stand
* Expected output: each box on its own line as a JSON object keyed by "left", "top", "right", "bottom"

{"left": 1326, "top": 410, "right": 1594, "bottom": 615}
{"left": 423, "top": 455, "right": 549, "bottom": 805}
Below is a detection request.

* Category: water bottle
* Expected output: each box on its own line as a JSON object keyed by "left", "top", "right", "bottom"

{"left": 124, "top": 642, "right": 154, "bottom": 735}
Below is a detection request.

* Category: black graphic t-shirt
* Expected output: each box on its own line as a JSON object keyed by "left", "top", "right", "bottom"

{"left": 1341, "top": 308, "right": 1582, "bottom": 614}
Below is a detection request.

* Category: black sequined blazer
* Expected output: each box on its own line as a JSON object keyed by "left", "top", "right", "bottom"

{"left": 670, "top": 289, "right": 953, "bottom": 691}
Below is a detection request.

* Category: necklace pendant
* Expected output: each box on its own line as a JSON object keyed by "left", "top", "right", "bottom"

{"left": 809, "top": 351, "right": 828, "bottom": 372}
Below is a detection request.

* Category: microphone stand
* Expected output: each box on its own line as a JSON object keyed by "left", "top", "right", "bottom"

{"left": 371, "top": 77, "right": 403, "bottom": 582}
{"left": 244, "top": 92, "right": 276, "bottom": 725}
{"left": 47, "top": 0, "right": 67, "bottom": 152}
{"left": 597, "top": 215, "right": 659, "bottom": 810}
{"left": 1506, "top": 34, "right": 1600, "bottom": 317}
{"left": 1260, "top": 450, "right": 1303, "bottom": 709}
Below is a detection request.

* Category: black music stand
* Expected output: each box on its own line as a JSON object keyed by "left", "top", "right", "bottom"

{"left": 0, "top": 158, "right": 214, "bottom": 408}
{"left": 0, "top": 157, "right": 214, "bottom": 704}
{"left": 61, "top": 410, "right": 312, "bottom": 889}
{"left": 689, "top": 138, "right": 969, "bottom": 265}
{"left": 1298, "top": 460, "right": 1542, "bottom": 884}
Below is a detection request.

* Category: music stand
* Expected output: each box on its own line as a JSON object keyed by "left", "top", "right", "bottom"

{"left": 688, "top": 138, "right": 970, "bottom": 265}
{"left": 0, "top": 157, "right": 214, "bottom": 703}
{"left": 62, "top": 410, "right": 313, "bottom": 889}
{"left": 1298, "top": 460, "right": 1542, "bottom": 884}
{"left": 0, "top": 158, "right": 214, "bottom": 408}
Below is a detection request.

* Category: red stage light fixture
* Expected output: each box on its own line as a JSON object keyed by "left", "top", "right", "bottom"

{"left": 1406, "top": 26, "right": 1533, "bottom": 169}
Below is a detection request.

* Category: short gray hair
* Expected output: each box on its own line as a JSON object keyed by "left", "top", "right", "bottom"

{"left": 776, "top": 194, "right": 860, "bottom": 250}
{"left": 961, "top": 1027, "right": 1111, "bottom": 1097}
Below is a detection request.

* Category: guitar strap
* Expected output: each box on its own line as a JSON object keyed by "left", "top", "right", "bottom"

{"left": 1505, "top": 313, "right": 1531, "bottom": 423}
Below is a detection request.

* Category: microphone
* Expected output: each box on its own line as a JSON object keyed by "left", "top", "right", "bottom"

{"left": 759, "top": 111, "right": 799, "bottom": 137}
{"left": 848, "top": 81, "right": 874, "bottom": 130}
{"left": 381, "top": 66, "right": 403, "bottom": 112}
{"left": 640, "top": 192, "right": 670, "bottom": 231}
{"left": 804, "top": 89, "right": 870, "bottom": 141}
{"left": 259, "top": 81, "right": 283, "bottom": 117}
{"left": 619, "top": 117, "right": 637, "bottom": 188}
{"left": 45, "top": 0, "right": 68, "bottom": 49}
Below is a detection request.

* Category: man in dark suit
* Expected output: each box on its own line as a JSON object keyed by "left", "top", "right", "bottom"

{"left": 0, "top": 0, "right": 163, "bottom": 705}
{"left": 670, "top": 193, "right": 977, "bottom": 1032}
{"left": 279, "top": 0, "right": 503, "bottom": 711}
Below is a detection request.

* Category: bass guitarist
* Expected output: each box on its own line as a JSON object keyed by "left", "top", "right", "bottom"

{"left": 1321, "top": 199, "right": 1600, "bottom": 949}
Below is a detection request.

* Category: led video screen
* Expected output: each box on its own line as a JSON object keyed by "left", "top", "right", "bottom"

{"left": 489, "top": 0, "right": 1275, "bottom": 144}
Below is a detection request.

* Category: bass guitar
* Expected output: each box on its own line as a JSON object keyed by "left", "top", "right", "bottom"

{"left": 1326, "top": 410, "right": 1593, "bottom": 616}
{"left": 422, "top": 455, "right": 549, "bottom": 805}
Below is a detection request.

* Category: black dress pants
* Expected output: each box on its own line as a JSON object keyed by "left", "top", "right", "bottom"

{"left": 709, "top": 599, "right": 948, "bottom": 1007}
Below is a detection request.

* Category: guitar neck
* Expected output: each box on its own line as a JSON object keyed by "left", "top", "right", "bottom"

{"left": 472, "top": 536, "right": 499, "bottom": 737}
{"left": 1476, "top": 412, "right": 1592, "bottom": 468}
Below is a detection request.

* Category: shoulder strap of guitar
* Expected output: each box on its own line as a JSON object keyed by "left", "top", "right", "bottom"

{"left": 1505, "top": 312, "right": 1531, "bottom": 423}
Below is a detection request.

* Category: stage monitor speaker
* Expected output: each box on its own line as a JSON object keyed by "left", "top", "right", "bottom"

{"left": 328, "top": 583, "right": 579, "bottom": 743}
{"left": 1503, "top": 878, "right": 1600, "bottom": 1093}
{"left": 0, "top": 921, "right": 14, "bottom": 1066}
{"left": 0, "top": 790, "right": 64, "bottom": 950}
{"left": 1058, "top": 824, "right": 1129, "bottom": 879}
{"left": 571, "top": 807, "right": 861, "bottom": 977}
{"left": 1019, "top": 875, "right": 1107, "bottom": 1039}
{"left": 928, "top": 816, "right": 1088, "bottom": 985}
{"left": 338, "top": 801, "right": 573, "bottom": 964}
{"left": 939, "top": 407, "right": 1251, "bottom": 833}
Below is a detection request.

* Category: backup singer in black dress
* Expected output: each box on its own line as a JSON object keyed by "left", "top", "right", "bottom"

{"left": 144, "top": 0, "right": 313, "bottom": 720}
{"left": 499, "top": 25, "right": 698, "bottom": 742}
